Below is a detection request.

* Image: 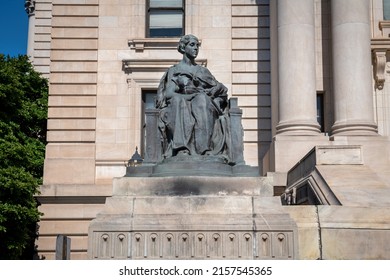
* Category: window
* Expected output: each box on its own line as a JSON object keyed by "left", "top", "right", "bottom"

{"left": 384, "top": 0, "right": 390, "bottom": 20}
{"left": 147, "top": 0, "right": 185, "bottom": 37}
{"left": 316, "top": 93, "right": 324, "bottom": 133}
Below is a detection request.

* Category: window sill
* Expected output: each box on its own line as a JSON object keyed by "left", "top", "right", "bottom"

{"left": 122, "top": 59, "right": 207, "bottom": 73}
{"left": 379, "top": 21, "right": 390, "bottom": 38}
{"left": 128, "top": 38, "right": 181, "bottom": 52}
{"left": 128, "top": 38, "right": 202, "bottom": 52}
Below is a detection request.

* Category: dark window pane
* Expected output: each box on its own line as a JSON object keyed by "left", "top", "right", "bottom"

{"left": 149, "top": 10, "right": 183, "bottom": 37}
{"left": 316, "top": 94, "right": 324, "bottom": 132}
{"left": 385, "top": 0, "right": 390, "bottom": 20}
{"left": 147, "top": 0, "right": 184, "bottom": 38}
{"left": 150, "top": 0, "right": 182, "bottom": 8}
{"left": 143, "top": 91, "right": 156, "bottom": 109}
{"left": 150, "top": 28, "right": 183, "bottom": 37}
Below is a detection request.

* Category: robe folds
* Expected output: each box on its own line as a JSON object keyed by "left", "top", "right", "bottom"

{"left": 156, "top": 64, "right": 230, "bottom": 160}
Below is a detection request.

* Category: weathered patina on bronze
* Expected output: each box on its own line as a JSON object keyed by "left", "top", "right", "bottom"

{"left": 156, "top": 34, "right": 230, "bottom": 162}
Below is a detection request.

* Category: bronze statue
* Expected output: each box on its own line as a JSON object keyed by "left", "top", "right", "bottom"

{"left": 156, "top": 34, "right": 230, "bottom": 160}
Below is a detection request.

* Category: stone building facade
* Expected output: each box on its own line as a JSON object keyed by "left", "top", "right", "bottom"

{"left": 26, "top": 0, "right": 390, "bottom": 259}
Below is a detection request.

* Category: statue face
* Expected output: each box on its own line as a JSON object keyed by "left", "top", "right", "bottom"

{"left": 184, "top": 38, "right": 199, "bottom": 59}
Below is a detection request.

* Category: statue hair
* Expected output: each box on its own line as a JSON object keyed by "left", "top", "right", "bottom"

{"left": 177, "top": 34, "right": 199, "bottom": 54}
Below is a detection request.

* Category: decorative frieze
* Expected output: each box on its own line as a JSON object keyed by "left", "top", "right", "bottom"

{"left": 91, "top": 231, "right": 294, "bottom": 259}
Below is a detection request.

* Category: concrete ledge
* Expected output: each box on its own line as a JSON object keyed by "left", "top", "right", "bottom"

{"left": 38, "top": 184, "right": 112, "bottom": 204}
{"left": 113, "top": 176, "right": 273, "bottom": 197}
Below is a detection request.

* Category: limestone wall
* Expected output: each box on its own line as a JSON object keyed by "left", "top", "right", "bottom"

{"left": 31, "top": 0, "right": 52, "bottom": 78}
{"left": 38, "top": 0, "right": 100, "bottom": 259}
{"left": 44, "top": 0, "right": 99, "bottom": 185}
{"left": 232, "top": 0, "right": 271, "bottom": 169}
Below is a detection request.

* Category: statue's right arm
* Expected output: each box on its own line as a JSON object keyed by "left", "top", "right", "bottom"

{"left": 156, "top": 70, "right": 170, "bottom": 108}
{"left": 157, "top": 68, "right": 177, "bottom": 108}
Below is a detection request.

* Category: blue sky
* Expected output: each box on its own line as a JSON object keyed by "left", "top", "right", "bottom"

{"left": 0, "top": 1, "right": 29, "bottom": 56}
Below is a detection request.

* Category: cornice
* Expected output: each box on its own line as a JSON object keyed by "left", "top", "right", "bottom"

{"left": 122, "top": 59, "right": 207, "bottom": 73}
{"left": 128, "top": 38, "right": 202, "bottom": 52}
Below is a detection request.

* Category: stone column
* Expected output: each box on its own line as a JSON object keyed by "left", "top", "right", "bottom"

{"left": 331, "top": 0, "right": 378, "bottom": 135}
{"left": 25, "top": 0, "right": 35, "bottom": 61}
{"left": 276, "top": 0, "right": 320, "bottom": 135}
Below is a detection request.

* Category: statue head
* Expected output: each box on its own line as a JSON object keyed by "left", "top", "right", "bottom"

{"left": 177, "top": 34, "right": 199, "bottom": 54}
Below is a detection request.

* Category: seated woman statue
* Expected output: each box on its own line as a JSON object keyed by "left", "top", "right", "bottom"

{"left": 156, "top": 34, "right": 230, "bottom": 161}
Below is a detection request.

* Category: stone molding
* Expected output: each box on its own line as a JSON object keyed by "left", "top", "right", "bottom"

{"left": 331, "top": 121, "right": 378, "bottom": 136}
{"left": 128, "top": 38, "right": 202, "bottom": 52}
{"left": 37, "top": 184, "right": 112, "bottom": 204}
{"left": 122, "top": 59, "right": 207, "bottom": 74}
{"left": 379, "top": 21, "right": 390, "bottom": 38}
{"left": 371, "top": 39, "right": 390, "bottom": 90}
{"left": 276, "top": 120, "right": 321, "bottom": 136}
{"left": 129, "top": 38, "right": 180, "bottom": 52}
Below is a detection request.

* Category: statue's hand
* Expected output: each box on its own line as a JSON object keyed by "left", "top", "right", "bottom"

{"left": 156, "top": 95, "right": 166, "bottom": 108}
{"left": 208, "top": 85, "right": 224, "bottom": 98}
{"left": 198, "top": 88, "right": 212, "bottom": 97}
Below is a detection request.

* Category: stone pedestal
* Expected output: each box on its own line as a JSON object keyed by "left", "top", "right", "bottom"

{"left": 281, "top": 143, "right": 390, "bottom": 259}
{"left": 88, "top": 176, "right": 298, "bottom": 259}
{"left": 270, "top": 135, "right": 330, "bottom": 173}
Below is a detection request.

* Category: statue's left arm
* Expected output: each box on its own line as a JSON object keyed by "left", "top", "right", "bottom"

{"left": 197, "top": 67, "right": 227, "bottom": 98}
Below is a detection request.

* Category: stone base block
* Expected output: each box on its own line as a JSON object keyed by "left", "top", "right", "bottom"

{"left": 126, "top": 162, "right": 260, "bottom": 177}
{"left": 269, "top": 135, "right": 330, "bottom": 173}
{"left": 88, "top": 176, "right": 298, "bottom": 259}
{"left": 284, "top": 206, "right": 390, "bottom": 259}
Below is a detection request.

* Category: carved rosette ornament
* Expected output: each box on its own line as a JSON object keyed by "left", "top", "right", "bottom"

{"left": 25, "top": 0, "right": 36, "bottom": 16}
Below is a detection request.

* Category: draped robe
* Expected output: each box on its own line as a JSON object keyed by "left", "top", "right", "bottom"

{"left": 156, "top": 64, "right": 229, "bottom": 159}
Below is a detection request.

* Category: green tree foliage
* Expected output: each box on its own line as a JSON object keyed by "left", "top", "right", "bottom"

{"left": 0, "top": 55, "right": 48, "bottom": 259}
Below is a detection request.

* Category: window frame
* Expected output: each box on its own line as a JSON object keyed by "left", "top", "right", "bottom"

{"left": 146, "top": 0, "right": 185, "bottom": 38}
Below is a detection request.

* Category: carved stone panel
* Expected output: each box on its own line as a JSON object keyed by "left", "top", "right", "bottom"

{"left": 91, "top": 230, "right": 295, "bottom": 259}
